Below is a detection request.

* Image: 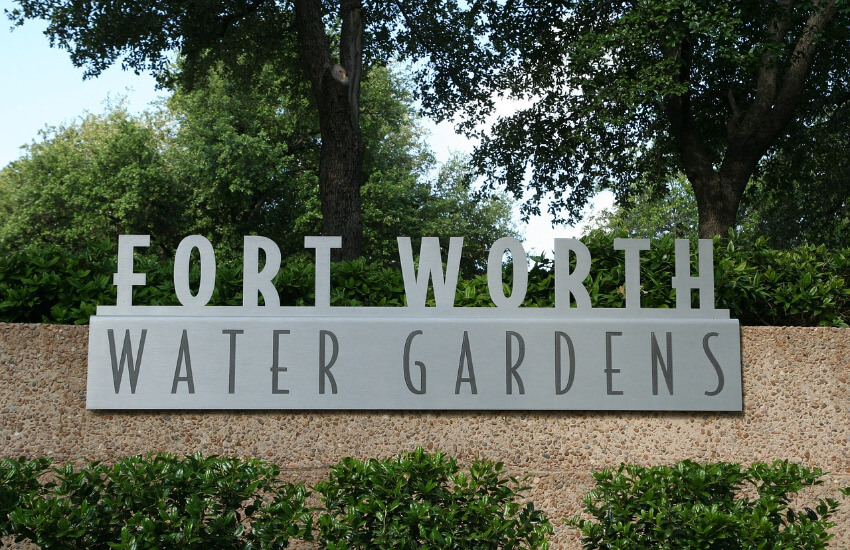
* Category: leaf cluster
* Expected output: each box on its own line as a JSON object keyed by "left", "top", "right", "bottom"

{"left": 314, "top": 447, "right": 553, "bottom": 549}
{"left": 0, "top": 453, "right": 311, "bottom": 549}
{"left": 0, "top": 450, "right": 551, "bottom": 549}
{"left": 568, "top": 459, "right": 843, "bottom": 549}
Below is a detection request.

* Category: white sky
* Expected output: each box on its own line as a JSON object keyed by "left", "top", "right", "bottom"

{"left": 0, "top": 9, "right": 613, "bottom": 256}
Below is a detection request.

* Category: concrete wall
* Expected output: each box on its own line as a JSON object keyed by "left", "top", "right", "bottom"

{"left": 0, "top": 323, "right": 847, "bottom": 548}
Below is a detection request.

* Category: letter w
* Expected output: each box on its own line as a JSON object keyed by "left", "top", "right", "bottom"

{"left": 107, "top": 329, "right": 146, "bottom": 394}
{"left": 397, "top": 237, "right": 463, "bottom": 308}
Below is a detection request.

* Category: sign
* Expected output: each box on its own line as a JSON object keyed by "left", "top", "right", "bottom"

{"left": 87, "top": 236, "right": 742, "bottom": 411}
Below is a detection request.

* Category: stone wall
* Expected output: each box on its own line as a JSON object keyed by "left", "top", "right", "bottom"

{"left": 0, "top": 323, "right": 847, "bottom": 548}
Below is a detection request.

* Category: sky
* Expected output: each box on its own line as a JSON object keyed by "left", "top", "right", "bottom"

{"left": 0, "top": 8, "right": 612, "bottom": 255}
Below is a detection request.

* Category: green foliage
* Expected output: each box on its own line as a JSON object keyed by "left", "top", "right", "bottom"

{"left": 0, "top": 106, "right": 186, "bottom": 254}
{"left": 0, "top": 241, "right": 116, "bottom": 324}
{"left": 586, "top": 177, "right": 699, "bottom": 240}
{"left": 1, "top": 453, "right": 845, "bottom": 549}
{"left": 0, "top": 457, "right": 52, "bottom": 537}
{"left": 2, "top": 453, "right": 311, "bottom": 549}
{"left": 417, "top": 1, "right": 850, "bottom": 238}
{"left": 6, "top": 0, "right": 500, "bottom": 260}
{"left": 0, "top": 65, "right": 515, "bottom": 267}
{"left": 166, "top": 55, "right": 318, "bottom": 256}
{"left": 568, "top": 460, "right": 843, "bottom": 549}
{"left": 314, "top": 448, "right": 552, "bottom": 549}
{"left": 715, "top": 238, "right": 850, "bottom": 327}
{"left": 587, "top": 174, "right": 849, "bottom": 249}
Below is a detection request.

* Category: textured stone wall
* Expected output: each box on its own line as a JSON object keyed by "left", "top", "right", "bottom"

{"left": 0, "top": 323, "right": 847, "bottom": 548}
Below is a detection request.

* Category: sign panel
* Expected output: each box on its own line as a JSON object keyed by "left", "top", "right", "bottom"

{"left": 87, "top": 311, "right": 740, "bottom": 410}
{"left": 86, "top": 235, "right": 743, "bottom": 410}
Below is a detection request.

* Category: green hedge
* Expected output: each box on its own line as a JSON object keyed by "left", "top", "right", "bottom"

{"left": 0, "top": 450, "right": 550, "bottom": 549}
{"left": 0, "top": 233, "right": 847, "bottom": 326}
{"left": 314, "top": 448, "right": 552, "bottom": 548}
{"left": 569, "top": 459, "right": 848, "bottom": 549}
{"left": 2, "top": 452, "right": 847, "bottom": 549}
{"left": 0, "top": 454, "right": 311, "bottom": 549}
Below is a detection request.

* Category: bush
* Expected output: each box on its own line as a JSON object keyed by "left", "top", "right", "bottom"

{"left": 314, "top": 447, "right": 553, "bottom": 549}
{"left": 568, "top": 460, "right": 843, "bottom": 549}
{"left": 1, "top": 453, "right": 845, "bottom": 548}
{"left": 0, "top": 457, "right": 51, "bottom": 537}
{"left": 0, "top": 241, "right": 115, "bottom": 324}
{"left": 2, "top": 453, "right": 311, "bottom": 549}
{"left": 715, "top": 238, "right": 850, "bottom": 327}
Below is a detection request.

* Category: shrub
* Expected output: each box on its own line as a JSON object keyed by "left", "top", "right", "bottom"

{"left": 3, "top": 453, "right": 311, "bottom": 549}
{"left": 0, "top": 457, "right": 52, "bottom": 537}
{"left": 568, "top": 460, "right": 843, "bottom": 549}
{"left": 715, "top": 238, "right": 850, "bottom": 327}
{"left": 314, "top": 447, "right": 553, "bottom": 549}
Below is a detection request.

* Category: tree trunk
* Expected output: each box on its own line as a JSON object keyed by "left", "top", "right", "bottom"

{"left": 317, "top": 75, "right": 365, "bottom": 260}
{"left": 293, "top": 0, "right": 364, "bottom": 260}
{"left": 690, "top": 172, "right": 748, "bottom": 239}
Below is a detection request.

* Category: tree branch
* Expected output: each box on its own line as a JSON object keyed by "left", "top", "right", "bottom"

{"left": 662, "top": 36, "right": 715, "bottom": 183}
{"left": 772, "top": 0, "right": 837, "bottom": 129}
{"left": 725, "top": 0, "right": 837, "bottom": 175}
{"left": 216, "top": 0, "right": 269, "bottom": 38}
{"left": 340, "top": 0, "right": 363, "bottom": 128}
{"left": 750, "top": 0, "right": 794, "bottom": 114}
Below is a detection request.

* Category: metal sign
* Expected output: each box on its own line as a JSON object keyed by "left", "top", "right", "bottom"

{"left": 87, "top": 236, "right": 742, "bottom": 411}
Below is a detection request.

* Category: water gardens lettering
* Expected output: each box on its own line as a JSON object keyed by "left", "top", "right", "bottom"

{"left": 86, "top": 236, "right": 742, "bottom": 411}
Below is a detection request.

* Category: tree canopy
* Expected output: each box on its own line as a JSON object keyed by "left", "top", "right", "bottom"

{"left": 12, "top": 0, "right": 844, "bottom": 246}
{"left": 424, "top": 0, "right": 850, "bottom": 239}
{"left": 8, "top": 0, "right": 485, "bottom": 259}
{"left": 0, "top": 105, "right": 185, "bottom": 253}
{"left": 0, "top": 65, "right": 516, "bottom": 270}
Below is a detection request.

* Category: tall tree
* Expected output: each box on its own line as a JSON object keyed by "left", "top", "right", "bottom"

{"left": 0, "top": 106, "right": 185, "bottom": 253}
{"left": 167, "top": 56, "right": 319, "bottom": 255}
{"left": 0, "top": 66, "right": 517, "bottom": 262}
{"left": 8, "top": 0, "right": 483, "bottom": 259}
{"left": 420, "top": 1, "right": 850, "bottom": 239}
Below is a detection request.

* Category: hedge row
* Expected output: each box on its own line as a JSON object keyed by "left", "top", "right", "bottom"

{"left": 0, "top": 233, "right": 848, "bottom": 326}
{"left": 1, "top": 450, "right": 549, "bottom": 549}
{"left": 1, "top": 451, "right": 846, "bottom": 549}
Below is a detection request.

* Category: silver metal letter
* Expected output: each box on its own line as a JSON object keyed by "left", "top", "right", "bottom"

{"left": 488, "top": 238, "right": 528, "bottom": 308}
{"left": 244, "top": 237, "right": 281, "bottom": 307}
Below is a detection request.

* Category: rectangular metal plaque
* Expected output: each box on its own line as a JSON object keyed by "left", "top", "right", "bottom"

{"left": 87, "top": 308, "right": 741, "bottom": 410}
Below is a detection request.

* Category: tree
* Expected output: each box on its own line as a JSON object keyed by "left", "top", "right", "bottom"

{"left": 422, "top": 1, "right": 850, "bottom": 239}
{"left": 7, "top": 0, "right": 484, "bottom": 260}
{"left": 585, "top": 176, "right": 698, "bottom": 239}
{"left": 0, "top": 106, "right": 186, "bottom": 253}
{"left": 169, "top": 59, "right": 517, "bottom": 263}
{"left": 362, "top": 153, "right": 518, "bottom": 273}
{"left": 166, "top": 57, "right": 319, "bottom": 255}
{"left": 741, "top": 100, "right": 850, "bottom": 248}
{"left": 0, "top": 66, "right": 517, "bottom": 264}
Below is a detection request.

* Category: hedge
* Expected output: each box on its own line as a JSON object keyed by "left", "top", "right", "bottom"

{"left": 0, "top": 233, "right": 847, "bottom": 326}
{"left": 1, "top": 452, "right": 847, "bottom": 549}
{"left": 1, "top": 450, "right": 550, "bottom": 549}
{"left": 569, "top": 459, "right": 849, "bottom": 549}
